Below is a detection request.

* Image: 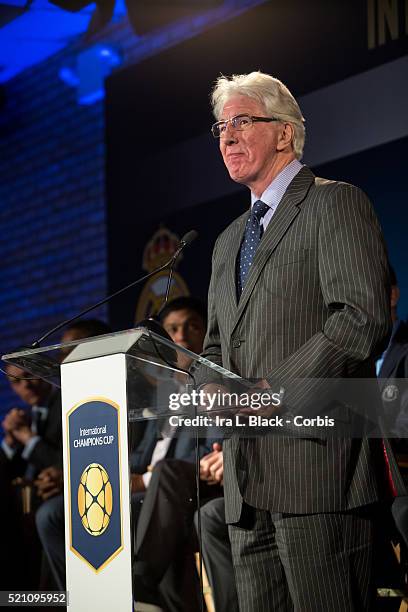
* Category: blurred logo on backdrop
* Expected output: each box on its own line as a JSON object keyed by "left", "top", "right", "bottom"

{"left": 135, "top": 226, "right": 190, "bottom": 322}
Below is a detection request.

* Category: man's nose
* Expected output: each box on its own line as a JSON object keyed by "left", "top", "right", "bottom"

{"left": 222, "top": 123, "right": 238, "bottom": 145}
{"left": 172, "top": 328, "right": 187, "bottom": 343}
{"left": 224, "top": 134, "right": 238, "bottom": 145}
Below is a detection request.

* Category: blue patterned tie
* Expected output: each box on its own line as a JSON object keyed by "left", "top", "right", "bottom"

{"left": 237, "top": 199, "right": 270, "bottom": 296}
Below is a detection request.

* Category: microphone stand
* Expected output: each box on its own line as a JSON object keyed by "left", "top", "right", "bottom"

{"left": 30, "top": 230, "right": 198, "bottom": 349}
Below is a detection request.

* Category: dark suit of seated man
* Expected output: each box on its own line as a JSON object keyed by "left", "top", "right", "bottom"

{"left": 0, "top": 363, "right": 62, "bottom": 589}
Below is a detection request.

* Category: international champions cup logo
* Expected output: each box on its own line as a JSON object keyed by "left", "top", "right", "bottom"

{"left": 68, "top": 399, "right": 122, "bottom": 572}
{"left": 78, "top": 463, "right": 113, "bottom": 537}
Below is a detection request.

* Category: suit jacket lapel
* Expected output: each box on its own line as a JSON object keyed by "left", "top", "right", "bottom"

{"left": 234, "top": 166, "right": 315, "bottom": 328}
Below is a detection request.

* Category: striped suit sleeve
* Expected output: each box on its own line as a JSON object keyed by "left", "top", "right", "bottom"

{"left": 266, "top": 183, "right": 391, "bottom": 408}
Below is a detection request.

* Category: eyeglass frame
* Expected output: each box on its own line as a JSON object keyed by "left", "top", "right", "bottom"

{"left": 211, "top": 114, "right": 280, "bottom": 138}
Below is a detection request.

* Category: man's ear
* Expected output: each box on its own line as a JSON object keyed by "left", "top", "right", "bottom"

{"left": 276, "top": 122, "right": 294, "bottom": 152}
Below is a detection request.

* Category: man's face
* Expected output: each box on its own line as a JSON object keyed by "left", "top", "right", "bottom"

{"left": 219, "top": 95, "right": 282, "bottom": 190}
{"left": 162, "top": 308, "right": 206, "bottom": 355}
{"left": 6, "top": 364, "right": 51, "bottom": 406}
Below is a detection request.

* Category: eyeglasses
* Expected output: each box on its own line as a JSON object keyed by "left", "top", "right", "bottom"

{"left": 211, "top": 114, "right": 280, "bottom": 138}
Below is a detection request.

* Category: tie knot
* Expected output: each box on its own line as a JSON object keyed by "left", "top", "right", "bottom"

{"left": 252, "top": 200, "right": 269, "bottom": 223}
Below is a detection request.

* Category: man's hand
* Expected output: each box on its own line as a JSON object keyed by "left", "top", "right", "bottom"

{"left": 34, "top": 466, "right": 63, "bottom": 500}
{"left": 2, "top": 409, "right": 18, "bottom": 447}
{"left": 200, "top": 442, "right": 223, "bottom": 485}
{"left": 9, "top": 410, "right": 35, "bottom": 446}
{"left": 2, "top": 408, "right": 29, "bottom": 447}
{"left": 131, "top": 473, "right": 146, "bottom": 494}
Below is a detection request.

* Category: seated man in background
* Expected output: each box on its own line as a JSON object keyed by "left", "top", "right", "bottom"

{"left": 1, "top": 364, "right": 61, "bottom": 477}
{"left": 160, "top": 296, "right": 208, "bottom": 369}
{"left": 0, "top": 362, "right": 61, "bottom": 589}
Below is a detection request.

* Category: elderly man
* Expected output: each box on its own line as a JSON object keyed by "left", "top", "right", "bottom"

{"left": 199, "top": 71, "right": 391, "bottom": 611}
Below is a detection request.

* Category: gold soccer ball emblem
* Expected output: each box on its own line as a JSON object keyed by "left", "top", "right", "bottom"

{"left": 78, "top": 463, "right": 113, "bottom": 536}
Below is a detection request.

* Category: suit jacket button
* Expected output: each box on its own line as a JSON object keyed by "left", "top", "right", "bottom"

{"left": 232, "top": 339, "right": 241, "bottom": 348}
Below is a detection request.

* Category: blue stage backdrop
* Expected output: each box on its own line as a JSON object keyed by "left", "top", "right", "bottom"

{"left": 105, "top": 1, "right": 408, "bottom": 330}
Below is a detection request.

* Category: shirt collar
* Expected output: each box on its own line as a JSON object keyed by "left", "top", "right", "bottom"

{"left": 251, "top": 159, "right": 303, "bottom": 212}
{"left": 31, "top": 388, "right": 53, "bottom": 417}
{"left": 32, "top": 405, "right": 48, "bottom": 419}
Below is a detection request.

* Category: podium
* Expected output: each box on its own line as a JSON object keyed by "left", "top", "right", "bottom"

{"left": 2, "top": 327, "right": 242, "bottom": 611}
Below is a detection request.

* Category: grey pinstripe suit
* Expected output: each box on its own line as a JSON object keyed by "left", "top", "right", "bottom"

{"left": 201, "top": 166, "right": 391, "bottom": 610}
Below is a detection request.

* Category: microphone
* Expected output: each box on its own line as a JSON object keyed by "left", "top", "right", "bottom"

{"left": 30, "top": 230, "right": 199, "bottom": 349}
{"left": 156, "top": 230, "right": 198, "bottom": 320}
{"left": 178, "top": 229, "right": 199, "bottom": 247}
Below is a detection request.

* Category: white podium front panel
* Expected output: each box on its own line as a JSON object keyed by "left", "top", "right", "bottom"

{"left": 61, "top": 354, "right": 132, "bottom": 612}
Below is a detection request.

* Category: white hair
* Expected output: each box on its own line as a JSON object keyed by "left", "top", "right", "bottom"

{"left": 211, "top": 71, "right": 306, "bottom": 159}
